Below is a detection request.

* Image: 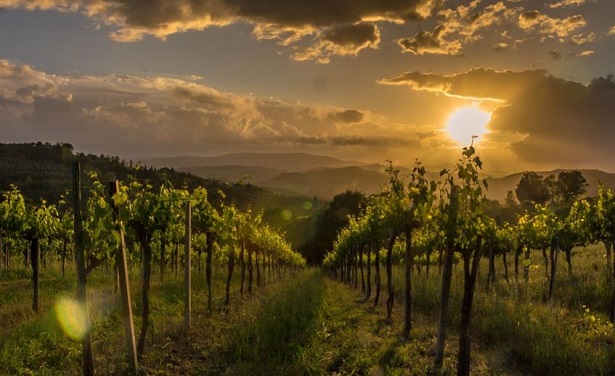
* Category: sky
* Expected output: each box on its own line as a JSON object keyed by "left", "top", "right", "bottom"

{"left": 0, "top": 0, "right": 614, "bottom": 175}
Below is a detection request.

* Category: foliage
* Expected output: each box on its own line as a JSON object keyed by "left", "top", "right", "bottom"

{"left": 557, "top": 170, "right": 588, "bottom": 203}
{"left": 301, "top": 190, "right": 365, "bottom": 265}
{"left": 515, "top": 171, "right": 552, "bottom": 205}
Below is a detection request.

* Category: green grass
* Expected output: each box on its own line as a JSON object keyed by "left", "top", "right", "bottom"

{"left": 2, "top": 244, "right": 615, "bottom": 375}
{"left": 387, "top": 243, "right": 615, "bottom": 375}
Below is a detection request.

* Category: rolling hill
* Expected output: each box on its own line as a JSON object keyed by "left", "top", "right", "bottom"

{"left": 144, "top": 152, "right": 365, "bottom": 172}
{"left": 179, "top": 160, "right": 615, "bottom": 202}
{"left": 262, "top": 166, "right": 389, "bottom": 199}
{"left": 141, "top": 151, "right": 615, "bottom": 202}
{"left": 179, "top": 165, "right": 284, "bottom": 185}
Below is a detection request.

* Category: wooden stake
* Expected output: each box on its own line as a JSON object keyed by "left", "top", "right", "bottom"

{"left": 184, "top": 201, "right": 192, "bottom": 336}
{"left": 109, "top": 181, "right": 138, "bottom": 374}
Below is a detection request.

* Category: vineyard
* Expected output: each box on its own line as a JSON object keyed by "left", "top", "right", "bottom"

{"left": 2, "top": 146, "right": 615, "bottom": 375}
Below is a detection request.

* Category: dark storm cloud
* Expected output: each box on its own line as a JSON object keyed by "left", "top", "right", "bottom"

{"left": 322, "top": 23, "right": 379, "bottom": 46}
{"left": 380, "top": 68, "right": 548, "bottom": 102}
{"left": 237, "top": 0, "right": 430, "bottom": 62}
{"left": 1, "top": 0, "right": 439, "bottom": 61}
{"left": 382, "top": 67, "right": 615, "bottom": 165}
{"left": 232, "top": 0, "right": 435, "bottom": 27}
{"left": 397, "top": 25, "right": 462, "bottom": 55}
{"left": 292, "top": 22, "right": 381, "bottom": 63}
{"left": 2, "top": 0, "right": 603, "bottom": 62}
{"left": 330, "top": 109, "right": 364, "bottom": 124}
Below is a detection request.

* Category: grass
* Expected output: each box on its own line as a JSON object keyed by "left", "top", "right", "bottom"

{"left": 389, "top": 242, "right": 615, "bottom": 375}
{"left": 1, "top": 244, "right": 615, "bottom": 374}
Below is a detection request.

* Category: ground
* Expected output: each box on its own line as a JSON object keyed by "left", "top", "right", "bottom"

{"left": 2, "top": 245, "right": 615, "bottom": 375}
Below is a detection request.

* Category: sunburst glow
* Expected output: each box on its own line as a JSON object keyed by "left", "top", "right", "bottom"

{"left": 445, "top": 107, "right": 491, "bottom": 145}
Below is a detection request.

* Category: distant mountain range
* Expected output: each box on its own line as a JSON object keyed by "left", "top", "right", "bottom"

{"left": 179, "top": 165, "right": 284, "bottom": 185}
{"left": 143, "top": 153, "right": 365, "bottom": 172}
{"left": 144, "top": 152, "right": 615, "bottom": 201}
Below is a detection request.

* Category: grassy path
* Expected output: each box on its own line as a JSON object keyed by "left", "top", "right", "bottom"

{"left": 185, "top": 269, "right": 486, "bottom": 375}
{"left": 3, "top": 262, "right": 614, "bottom": 375}
{"left": 295, "top": 274, "right": 459, "bottom": 376}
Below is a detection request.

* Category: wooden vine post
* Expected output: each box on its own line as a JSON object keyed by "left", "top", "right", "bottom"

{"left": 184, "top": 201, "right": 192, "bottom": 336}
{"left": 108, "top": 181, "right": 138, "bottom": 374}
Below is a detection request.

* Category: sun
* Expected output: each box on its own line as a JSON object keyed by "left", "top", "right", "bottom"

{"left": 445, "top": 106, "right": 491, "bottom": 145}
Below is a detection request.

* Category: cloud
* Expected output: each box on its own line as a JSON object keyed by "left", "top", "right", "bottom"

{"left": 380, "top": 68, "right": 547, "bottom": 102}
{"left": 292, "top": 23, "right": 381, "bottom": 63}
{"left": 398, "top": 25, "right": 462, "bottom": 55}
{"left": 1, "top": 0, "right": 439, "bottom": 62}
{"left": 381, "top": 67, "right": 615, "bottom": 167}
{"left": 397, "top": 1, "right": 517, "bottom": 56}
{"left": 1, "top": 0, "right": 604, "bottom": 63}
{"left": 549, "top": 48, "right": 593, "bottom": 60}
{"left": 608, "top": 26, "right": 615, "bottom": 36}
{"left": 395, "top": 3, "right": 592, "bottom": 56}
{"left": 330, "top": 109, "right": 364, "bottom": 124}
{"left": 493, "top": 42, "right": 510, "bottom": 52}
{"left": 518, "top": 10, "right": 586, "bottom": 39}
{"left": 570, "top": 50, "right": 594, "bottom": 57}
{"left": 0, "top": 59, "right": 428, "bottom": 160}
{"left": 547, "top": 0, "right": 586, "bottom": 8}
{"left": 570, "top": 32, "right": 595, "bottom": 45}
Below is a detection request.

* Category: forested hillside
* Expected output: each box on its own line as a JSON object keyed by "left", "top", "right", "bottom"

{"left": 0, "top": 142, "right": 325, "bottom": 250}
{"left": 0, "top": 142, "right": 248, "bottom": 205}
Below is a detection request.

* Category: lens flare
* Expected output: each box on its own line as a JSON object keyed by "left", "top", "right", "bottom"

{"left": 281, "top": 209, "right": 293, "bottom": 221}
{"left": 55, "top": 297, "right": 89, "bottom": 341}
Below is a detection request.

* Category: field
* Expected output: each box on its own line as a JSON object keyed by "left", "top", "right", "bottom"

{"left": 1, "top": 243, "right": 614, "bottom": 375}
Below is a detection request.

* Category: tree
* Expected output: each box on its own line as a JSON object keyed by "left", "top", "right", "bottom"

{"left": 304, "top": 190, "right": 365, "bottom": 265}
{"left": 557, "top": 170, "right": 587, "bottom": 203}
{"left": 504, "top": 190, "right": 517, "bottom": 207}
{"left": 515, "top": 171, "right": 550, "bottom": 205}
